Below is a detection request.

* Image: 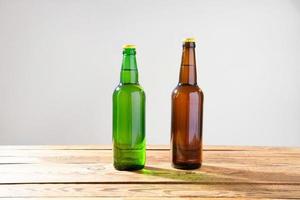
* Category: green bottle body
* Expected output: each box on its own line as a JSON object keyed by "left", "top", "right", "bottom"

{"left": 113, "top": 47, "right": 145, "bottom": 171}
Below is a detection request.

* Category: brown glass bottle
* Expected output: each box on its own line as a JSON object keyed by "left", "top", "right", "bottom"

{"left": 171, "top": 38, "right": 204, "bottom": 170}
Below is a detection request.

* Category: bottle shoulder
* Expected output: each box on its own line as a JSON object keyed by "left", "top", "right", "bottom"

{"left": 113, "top": 83, "right": 145, "bottom": 95}
{"left": 172, "top": 84, "right": 203, "bottom": 96}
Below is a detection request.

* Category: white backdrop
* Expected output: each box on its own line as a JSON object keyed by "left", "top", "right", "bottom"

{"left": 0, "top": 0, "right": 299, "bottom": 146}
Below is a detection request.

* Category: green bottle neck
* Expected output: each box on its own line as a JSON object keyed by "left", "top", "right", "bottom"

{"left": 120, "top": 48, "right": 138, "bottom": 84}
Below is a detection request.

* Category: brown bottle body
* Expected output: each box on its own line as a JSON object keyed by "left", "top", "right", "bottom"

{"left": 171, "top": 41, "right": 204, "bottom": 169}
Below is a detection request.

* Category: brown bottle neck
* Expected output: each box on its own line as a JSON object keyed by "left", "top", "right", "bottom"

{"left": 179, "top": 42, "right": 197, "bottom": 85}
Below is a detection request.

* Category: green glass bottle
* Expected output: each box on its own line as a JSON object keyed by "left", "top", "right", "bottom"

{"left": 113, "top": 44, "right": 146, "bottom": 171}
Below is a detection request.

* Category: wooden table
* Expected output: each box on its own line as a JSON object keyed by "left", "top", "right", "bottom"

{"left": 0, "top": 145, "right": 299, "bottom": 199}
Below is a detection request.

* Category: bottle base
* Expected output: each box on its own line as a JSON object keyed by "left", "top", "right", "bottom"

{"left": 114, "top": 164, "right": 144, "bottom": 171}
{"left": 113, "top": 146, "right": 145, "bottom": 171}
{"left": 172, "top": 162, "right": 201, "bottom": 170}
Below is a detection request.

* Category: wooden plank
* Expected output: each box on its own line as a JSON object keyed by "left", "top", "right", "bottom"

{"left": 0, "top": 145, "right": 299, "bottom": 151}
{"left": 0, "top": 145, "right": 168, "bottom": 150}
{"left": 0, "top": 163, "right": 236, "bottom": 184}
{"left": 0, "top": 145, "right": 109, "bottom": 150}
{"left": 0, "top": 146, "right": 299, "bottom": 199}
{"left": 0, "top": 148, "right": 299, "bottom": 164}
{"left": 0, "top": 162, "right": 299, "bottom": 184}
{"left": 0, "top": 198, "right": 289, "bottom": 200}
{"left": 0, "top": 183, "right": 299, "bottom": 199}
{"left": 0, "top": 146, "right": 299, "bottom": 184}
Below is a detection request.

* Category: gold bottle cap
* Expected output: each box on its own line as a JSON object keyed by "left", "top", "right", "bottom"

{"left": 122, "top": 44, "right": 136, "bottom": 49}
{"left": 183, "top": 38, "right": 196, "bottom": 43}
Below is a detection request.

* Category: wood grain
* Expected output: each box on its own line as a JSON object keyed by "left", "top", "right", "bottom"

{"left": 0, "top": 183, "right": 299, "bottom": 198}
{"left": 0, "top": 145, "right": 299, "bottom": 199}
{"left": 0, "top": 198, "right": 292, "bottom": 200}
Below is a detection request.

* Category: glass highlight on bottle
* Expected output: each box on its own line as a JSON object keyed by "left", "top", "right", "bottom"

{"left": 171, "top": 38, "right": 204, "bottom": 170}
{"left": 113, "top": 45, "right": 146, "bottom": 171}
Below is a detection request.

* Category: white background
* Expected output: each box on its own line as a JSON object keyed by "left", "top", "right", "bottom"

{"left": 0, "top": 0, "right": 299, "bottom": 146}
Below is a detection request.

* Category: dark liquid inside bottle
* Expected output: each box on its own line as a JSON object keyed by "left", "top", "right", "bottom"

{"left": 171, "top": 40, "right": 204, "bottom": 170}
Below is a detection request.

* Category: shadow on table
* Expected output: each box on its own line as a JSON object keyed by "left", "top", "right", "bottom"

{"left": 134, "top": 165, "right": 300, "bottom": 183}
{"left": 131, "top": 165, "right": 300, "bottom": 198}
{"left": 133, "top": 166, "right": 228, "bottom": 182}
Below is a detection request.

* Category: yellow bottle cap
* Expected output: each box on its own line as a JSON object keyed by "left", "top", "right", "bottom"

{"left": 183, "top": 38, "right": 196, "bottom": 43}
{"left": 122, "top": 44, "right": 136, "bottom": 49}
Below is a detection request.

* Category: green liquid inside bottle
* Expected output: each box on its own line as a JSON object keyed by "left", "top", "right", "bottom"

{"left": 113, "top": 45, "right": 145, "bottom": 171}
